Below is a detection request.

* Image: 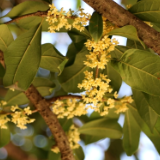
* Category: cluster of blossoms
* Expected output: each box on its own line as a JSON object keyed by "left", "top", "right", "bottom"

{"left": 51, "top": 99, "right": 87, "bottom": 119}
{"left": 78, "top": 17, "right": 133, "bottom": 115}
{"left": 51, "top": 125, "right": 80, "bottom": 153}
{"left": 47, "top": 5, "right": 133, "bottom": 117}
{"left": 46, "top": 4, "right": 91, "bottom": 33}
{"left": 0, "top": 104, "right": 35, "bottom": 129}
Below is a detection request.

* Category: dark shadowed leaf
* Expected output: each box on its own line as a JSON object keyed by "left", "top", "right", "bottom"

{"left": 40, "top": 43, "right": 68, "bottom": 75}
{"left": 89, "top": 12, "right": 103, "bottom": 42}
{"left": 123, "top": 109, "right": 141, "bottom": 155}
{"left": 73, "top": 146, "right": 85, "bottom": 160}
{"left": 0, "top": 127, "right": 10, "bottom": 148}
{"left": 133, "top": 89, "right": 158, "bottom": 131}
{"left": 79, "top": 118, "right": 122, "bottom": 139}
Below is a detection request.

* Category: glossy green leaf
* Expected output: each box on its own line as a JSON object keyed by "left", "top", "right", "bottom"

{"left": 0, "top": 24, "right": 14, "bottom": 52}
{"left": 111, "top": 49, "right": 160, "bottom": 96}
{"left": 89, "top": 12, "right": 103, "bottom": 42}
{"left": 59, "top": 118, "right": 72, "bottom": 132}
{"left": 3, "top": 24, "right": 42, "bottom": 90}
{"left": 3, "top": 1, "right": 49, "bottom": 19}
{"left": 129, "top": 0, "right": 160, "bottom": 23}
{"left": 48, "top": 151, "right": 61, "bottom": 160}
{"left": 58, "top": 46, "right": 90, "bottom": 93}
{"left": 127, "top": 39, "right": 145, "bottom": 50}
{"left": 133, "top": 89, "right": 158, "bottom": 131}
{"left": 73, "top": 146, "right": 85, "bottom": 160}
{"left": 5, "top": 77, "right": 55, "bottom": 106}
{"left": 110, "top": 45, "right": 130, "bottom": 59}
{"left": 123, "top": 109, "right": 141, "bottom": 155}
{"left": 142, "top": 93, "right": 160, "bottom": 115}
{"left": 108, "top": 25, "right": 145, "bottom": 48}
{"left": 0, "top": 127, "right": 10, "bottom": 148}
{"left": 79, "top": 118, "right": 122, "bottom": 139}
{"left": 128, "top": 103, "right": 160, "bottom": 154}
{"left": 40, "top": 43, "right": 67, "bottom": 74}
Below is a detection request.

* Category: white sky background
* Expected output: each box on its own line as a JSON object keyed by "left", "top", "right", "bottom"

{"left": 0, "top": 0, "right": 159, "bottom": 160}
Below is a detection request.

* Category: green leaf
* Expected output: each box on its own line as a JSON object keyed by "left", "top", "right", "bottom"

{"left": 0, "top": 24, "right": 14, "bottom": 52}
{"left": 5, "top": 77, "right": 55, "bottom": 106}
{"left": 79, "top": 118, "right": 122, "bottom": 139}
{"left": 84, "top": 135, "right": 105, "bottom": 145}
{"left": 3, "top": 23, "right": 42, "bottom": 90}
{"left": 66, "top": 42, "right": 79, "bottom": 67}
{"left": 3, "top": 1, "right": 49, "bottom": 19}
{"left": 68, "top": 32, "right": 87, "bottom": 51}
{"left": 129, "top": 0, "right": 160, "bottom": 23}
{"left": 123, "top": 109, "right": 141, "bottom": 155}
{"left": 110, "top": 45, "right": 130, "bottom": 59}
{"left": 89, "top": 12, "right": 103, "bottom": 42}
{"left": 133, "top": 89, "right": 158, "bottom": 131}
{"left": 128, "top": 103, "right": 160, "bottom": 154}
{"left": 105, "top": 62, "right": 122, "bottom": 92}
{"left": 42, "top": 0, "right": 52, "bottom": 4}
{"left": 40, "top": 43, "right": 67, "bottom": 74}
{"left": 111, "top": 49, "right": 160, "bottom": 96}
{"left": 142, "top": 93, "right": 160, "bottom": 115}
{"left": 0, "top": 127, "right": 10, "bottom": 148}
{"left": 73, "top": 146, "right": 85, "bottom": 160}
{"left": 127, "top": 39, "right": 145, "bottom": 50}
{"left": 58, "top": 46, "right": 90, "bottom": 93}
{"left": 155, "top": 116, "right": 160, "bottom": 134}
{"left": 58, "top": 118, "right": 72, "bottom": 132}
{"left": 48, "top": 151, "right": 61, "bottom": 160}
{"left": 108, "top": 25, "right": 145, "bottom": 48}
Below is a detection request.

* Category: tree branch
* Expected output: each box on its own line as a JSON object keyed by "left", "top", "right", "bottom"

{"left": 24, "top": 85, "right": 75, "bottom": 160}
{"left": 83, "top": 0, "right": 160, "bottom": 54}
{"left": 4, "top": 11, "right": 48, "bottom": 25}
{"left": 5, "top": 142, "right": 45, "bottom": 160}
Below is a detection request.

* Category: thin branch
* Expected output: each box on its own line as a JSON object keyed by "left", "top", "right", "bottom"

{"left": 0, "top": 50, "right": 5, "bottom": 68}
{"left": 24, "top": 85, "right": 75, "bottom": 160}
{"left": 4, "top": 11, "right": 48, "bottom": 25}
{"left": 5, "top": 142, "right": 45, "bottom": 160}
{"left": 83, "top": 0, "right": 160, "bottom": 54}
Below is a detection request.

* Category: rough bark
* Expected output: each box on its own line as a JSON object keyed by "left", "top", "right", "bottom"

{"left": 24, "top": 85, "right": 75, "bottom": 160}
{"left": 83, "top": 0, "right": 160, "bottom": 54}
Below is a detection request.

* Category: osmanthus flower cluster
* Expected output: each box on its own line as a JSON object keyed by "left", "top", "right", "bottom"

{"left": 0, "top": 103, "right": 35, "bottom": 129}
{"left": 46, "top": 4, "right": 91, "bottom": 33}
{"left": 51, "top": 125, "right": 80, "bottom": 153}
{"left": 47, "top": 4, "right": 133, "bottom": 118}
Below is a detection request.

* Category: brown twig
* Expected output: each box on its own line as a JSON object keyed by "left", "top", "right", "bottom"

{"left": 83, "top": 0, "right": 160, "bottom": 55}
{"left": 0, "top": 50, "right": 5, "bottom": 68}
{"left": 24, "top": 85, "right": 75, "bottom": 160}
{"left": 4, "top": 11, "right": 48, "bottom": 25}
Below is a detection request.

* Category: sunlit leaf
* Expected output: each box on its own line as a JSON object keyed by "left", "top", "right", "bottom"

{"left": 111, "top": 49, "right": 160, "bottom": 96}
{"left": 108, "top": 25, "right": 145, "bottom": 48}
{"left": 0, "top": 24, "right": 14, "bottom": 52}
{"left": 129, "top": 0, "right": 160, "bottom": 23}
{"left": 3, "top": 23, "right": 42, "bottom": 90}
